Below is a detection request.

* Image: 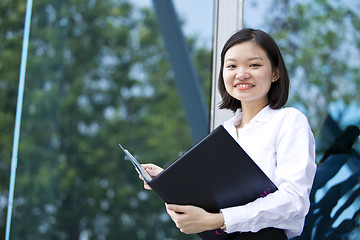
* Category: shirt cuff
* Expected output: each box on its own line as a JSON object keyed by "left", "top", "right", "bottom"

{"left": 221, "top": 206, "right": 246, "bottom": 233}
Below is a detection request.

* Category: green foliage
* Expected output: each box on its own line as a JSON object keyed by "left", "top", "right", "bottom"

{"left": 268, "top": 0, "right": 360, "bottom": 133}
{"left": 0, "top": 0, "right": 211, "bottom": 239}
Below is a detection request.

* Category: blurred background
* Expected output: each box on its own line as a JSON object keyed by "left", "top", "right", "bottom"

{"left": 0, "top": 0, "right": 359, "bottom": 239}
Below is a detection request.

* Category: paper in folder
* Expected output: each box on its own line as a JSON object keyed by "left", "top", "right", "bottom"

{"left": 120, "top": 125, "right": 280, "bottom": 240}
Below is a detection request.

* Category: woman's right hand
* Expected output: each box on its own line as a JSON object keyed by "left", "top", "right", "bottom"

{"left": 140, "top": 163, "right": 164, "bottom": 190}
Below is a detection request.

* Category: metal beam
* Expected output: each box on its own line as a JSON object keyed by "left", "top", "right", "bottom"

{"left": 151, "top": 0, "right": 209, "bottom": 143}
{"left": 6, "top": 0, "right": 34, "bottom": 239}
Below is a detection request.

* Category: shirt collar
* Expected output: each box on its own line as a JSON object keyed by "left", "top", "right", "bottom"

{"left": 224, "top": 105, "right": 279, "bottom": 129}
{"left": 251, "top": 105, "right": 279, "bottom": 123}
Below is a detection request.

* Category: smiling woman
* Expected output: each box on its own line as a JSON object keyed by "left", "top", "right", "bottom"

{"left": 140, "top": 28, "right": 317, "bottom": 240}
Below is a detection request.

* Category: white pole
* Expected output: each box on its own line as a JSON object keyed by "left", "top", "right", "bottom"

{"left": 5, "top": 0, "right": 33, "bottom": 239}
{"left": 210, "top": 0, "right": 244, "bottom": 130}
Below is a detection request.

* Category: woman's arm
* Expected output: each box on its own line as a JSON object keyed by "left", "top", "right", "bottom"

{"left": 221, "top": 109, "right": 317, "bottom": 237}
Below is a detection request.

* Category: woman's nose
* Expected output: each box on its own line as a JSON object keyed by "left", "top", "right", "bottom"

{"left": 235, "top": 72, "right": 250, "bottom": 80}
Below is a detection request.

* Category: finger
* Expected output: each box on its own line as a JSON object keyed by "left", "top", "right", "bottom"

{"left": 144, "top": 182, "right": 152, "bottom": 190}
{"left": 146, "top": 169, "right": 162, "bottom": 178}
{"left": 142, "top": 164, "right": 164, "bottom": 174}
{"left": 141, "top": 164, "right": 152, "bottom": 171}
{"left": 141, "top": 164, "right": 158, "bottom": 170}
{"left": 165, "top": 205, "right": 177, "bottom": 220}
{"left": 165, "top": 204, "right": 180, "bottom": 215}
{"left": 165, "top": 205, "right": 174, "bottom": 215}
{"left": 166, "top": 204, "right": 188, "bottom": 213}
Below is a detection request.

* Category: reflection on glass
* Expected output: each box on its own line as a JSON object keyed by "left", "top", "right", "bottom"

{"left": 244, "top": 1, "right": 360, "bottom": 239}
{"left": 0, "top": 0, "right": 213, "bottom": 239}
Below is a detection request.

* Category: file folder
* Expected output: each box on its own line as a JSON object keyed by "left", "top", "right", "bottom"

{"left": 120, "top": 125, "right": 284, "bottom": 239}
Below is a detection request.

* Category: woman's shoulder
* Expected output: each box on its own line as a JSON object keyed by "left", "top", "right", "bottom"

{"left": 276, "top": 107, "right": 308, "bottom": 117}
{"left": 272, "top": 107, "right": 310, "bottom": 125}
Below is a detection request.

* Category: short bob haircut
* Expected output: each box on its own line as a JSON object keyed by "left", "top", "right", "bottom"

{"left": 218, "top": 28, "right": 289, "bottom": 112}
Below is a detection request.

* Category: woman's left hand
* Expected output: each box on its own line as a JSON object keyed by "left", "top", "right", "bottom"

{"left": 165, "top": 204, "right": 224, "bottom": 234}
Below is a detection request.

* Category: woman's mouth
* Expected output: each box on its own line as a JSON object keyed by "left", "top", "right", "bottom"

{"left": 234, "top": 82, "right": 255, "bottom": 90}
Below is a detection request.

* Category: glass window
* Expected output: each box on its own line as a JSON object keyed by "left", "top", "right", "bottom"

{"left": 1, "top": 0, "right": 213, "bottom": 239}
{"left": 244, "top": 1, "right": 360, "bottom": 239}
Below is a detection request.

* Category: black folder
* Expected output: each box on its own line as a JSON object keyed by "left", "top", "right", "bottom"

{"left": 121, "top": 125, "right": 282, "bottom": 240}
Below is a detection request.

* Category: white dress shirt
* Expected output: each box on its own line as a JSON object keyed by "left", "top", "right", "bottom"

{"left": 221, "top": 106, "right": 317, "bottom": 238}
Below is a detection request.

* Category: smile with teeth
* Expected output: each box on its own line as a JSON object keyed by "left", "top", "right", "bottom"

{"left": 234, "top": 82, "right": 255, "bottom": 89}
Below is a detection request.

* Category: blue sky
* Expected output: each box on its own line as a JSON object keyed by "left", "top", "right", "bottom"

{"left": 134, "top": 0, "right": 271, "bottom": 48}
{"left": 134, "top": 0, "right": 214, "bottom": 48}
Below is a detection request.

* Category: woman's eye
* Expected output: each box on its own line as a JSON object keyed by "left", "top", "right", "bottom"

{"left": 227, "top": 65, "right": 236, "bottom": 68}
{"left": 250, "top": 64, "right": 261, "bottom": 67}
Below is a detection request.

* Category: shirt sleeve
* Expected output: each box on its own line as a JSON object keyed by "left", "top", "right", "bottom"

{"left": 220, "top": 110, "right": 317, "bottom": 238}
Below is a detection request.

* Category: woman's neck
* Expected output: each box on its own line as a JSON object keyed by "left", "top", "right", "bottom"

{"left": 238, "top": 103, "right": 267, "bottom": 128}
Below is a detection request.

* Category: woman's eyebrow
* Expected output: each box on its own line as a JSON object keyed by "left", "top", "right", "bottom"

{"left": 224, "top": 58, "right": 237, "bottom": 62}
{"left": 248, "top": 56, "right": 263, "bottom": 61}
{"left": 225, "top": 56, "right": 263, "bottom": 62}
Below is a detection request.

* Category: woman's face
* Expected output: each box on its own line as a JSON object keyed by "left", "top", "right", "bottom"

{"left": 222, "top": 41, "right": 278, "bottom": 108}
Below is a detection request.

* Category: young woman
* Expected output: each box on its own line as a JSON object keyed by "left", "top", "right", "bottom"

{"left": 141, "top": 28, "right": 316, "bottom": 239}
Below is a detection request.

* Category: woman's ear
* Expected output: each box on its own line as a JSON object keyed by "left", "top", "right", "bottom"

{"left": 272, "top": 68, "right": 280, "bottom": 82}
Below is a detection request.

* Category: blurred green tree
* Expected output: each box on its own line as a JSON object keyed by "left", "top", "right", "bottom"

{"left": 268, "top": 0, "right": 360, "bottom": 135}
{"left": 0, "top": 0, "right": 211, "bottom": 239}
